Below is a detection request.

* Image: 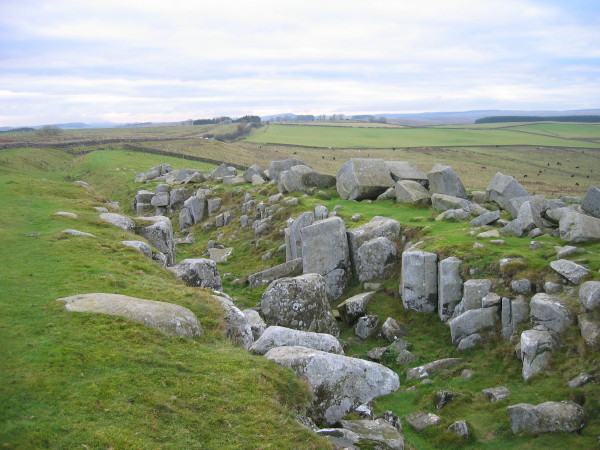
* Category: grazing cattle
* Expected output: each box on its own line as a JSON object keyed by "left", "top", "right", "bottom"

{"left": 523, "top": 174, "right": 528, "bottom": 178}
{"left": 571, "top": 174, "right": 575, "bottom": 178}
{"left": 576, "top": 182, "right": 580, "bottom": 186}
{"left": 481, "top": 166, "right": 487, "bottom": 169}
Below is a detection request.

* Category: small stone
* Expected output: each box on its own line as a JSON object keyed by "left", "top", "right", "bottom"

{"left": 461, "top": 369, "right": 474, "bottom": 379}
{"left": 405, "top": 412, "right": 441, "bottom": 431}
{"left": 395, "top": 349, "right": 418, "bottom": 365}
{"left": 54, "top": 211, "right": 78, "bottom": 219}
{"left": 477, "top": 229, "right": 500, "bottom": 239}
{"left": 381, "top": 317, "right": 408, "bottom": 342}
{"left": 447, "top": 420, "right": 469, "bottom": 437}
{"left": 567, "top": 373, "right": 594, "bottom": 388}
{"left": 366, "top": 347, "right": 388, "bottom": 361}
{"left": 349, "top": 213, "right": 363, "bottom": 222}
{"left": 435, "top": 390, "right": 461, "bottom": 410}
{"left": 355, "top": 315, "right": 380, "bottom": 339}
{"left": 482, "top": 386, "right": 511, "bottom": 402}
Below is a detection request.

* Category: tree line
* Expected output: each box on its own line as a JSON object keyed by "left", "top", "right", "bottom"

{"left": 475, "top": 115, "right": 600, "bottom": 124}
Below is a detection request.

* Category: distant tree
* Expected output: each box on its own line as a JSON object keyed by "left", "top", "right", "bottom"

{"left": 235, "top": 115, "right": 261, "bottom": 123}
{"left": 36, "top": 125, "right": 62, "bottom": 137}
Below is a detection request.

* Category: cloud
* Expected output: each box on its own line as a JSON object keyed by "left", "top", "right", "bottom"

{"left": 0, "top": 0, "right": 598, "bottom": 126}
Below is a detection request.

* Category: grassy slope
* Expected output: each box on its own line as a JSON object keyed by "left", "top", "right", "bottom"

{"left": 246, "top": 124, "right": 600, "bottom": 149}
{"left": 0, "top": 148, "right": 331, "bottom": 449}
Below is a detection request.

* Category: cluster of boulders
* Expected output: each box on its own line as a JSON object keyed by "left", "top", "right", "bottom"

{"left": 57, "top": 159, "right": 599, "bottom": 446}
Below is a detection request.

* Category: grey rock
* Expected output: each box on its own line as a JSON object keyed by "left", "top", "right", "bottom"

{"left": 339, "top": 419, "right": 405, "bottom": 449}
{"left": 581, "top": 185, "right": 600, "bottom": 218}
{"left": 248, "top": 258, "right": 303, "bottom": 289}
{"left": 405, "top": 412, "right": 441, "bottom": 431}
{"left": 337, "top": 292, "right": 375, "bottom": 324}
{"left": 438, "top": 257, "right": 463, "bottom": 322}
{"left": 169, "top": 258, "right": 222, "bottom": 290}
{"left": 482, "top": 386, "right": 511, "bottom": 402}
{"left": 349, "top": 213, "right": 362, "bottom": 222}
{"left": 209, "top": 163, "right": 236, "bottom": 180}
{"left": 469, "top": 210, "right": 501, "bottom": 227}
{"left": 268, "top": 159, "right": 310, "bottom": 181}
{"left": 447, "top": 420, "right": 469, "bottom": 437}
{"left": 301, "top": 217, "right": 351, "bottom": 300}
{"left": 428, "top": 164, "right": 467, "bottom": 199}
{"left": 436, "top": 209, "right": 470, "bottom": 221}
{"left": 99, "top": 213, "right": 135, "bottom": 231}
{"left": 57, "top": 293, "right": 201, "bottom": 338}
{"left": 207, "top": 197, "right": 221, "bottom": 216}
{"left": 121, "top": 240, "right": 152, "bottom": 257}
{"left": 544, "top": 281, "right": 562, "bottom": 294}
{"left": 517, "top": 200, "right": 545, "bottom": 232}
{"left": 458, "top": 333, "right": 482, "bottom": 350}
{"left": 507, "top": 401, "right": 586, "bottom": 433}
{"left": 212, "top": 295, "right": 253, "bottom": 350}
{"left": 448, "top": 307, "right": 498, "bottom": 345}
{"left": 355, "top": 315, "right": 380, "bottom": 339}
{"left": 550, "top": 259, "right": 589, "bottom": 284}
{"left": 243, "top": 164, "right": 267, "bottom": 183}
{"left": 265, "top": 346, "right": 399, "bottom": 425}
{"left": 500, "top": 219, "right": 524, "bottom": 237}
{"left": 486, "top": 172, "right": 530, "bottom": 212}
{"left": 386, "top": 160, "right": 428, "bottom": 185}
{"left": 394, "top": 180, "right": 431, "bottom": 206}
{"left": 579, "top": 281, "right": 600, "bottom": 311}
{"left": 336, "top": 158, "right": 395, "bottom": 201}
{"left": 462, "top": 279, "right": 492, "bottom": 311}
{"left": 400, "top": 250, "right": 438, "bottom": 313}
{"left": 477, "top": 229, "right": 500, "bottom": 238}
{"left": 135, "top": 189, "right": 155, "bottom": 204}
{"left": 511, "top": 279, "right": 531, "bottom": 295}
{"left": 395, "top": 350, "right": 418, "bottom": 365}
{"left": 347, "top": 216, "right": 401, "bottom": 273}
{"left": 242, "top": 309, "right": 267, "bottom": 340}
{"left": 567, "top": 373, "right": 594, "bottom": 388}
{"left": 377, "top": 187, "right": 397, "bottom": 201}
{"left": 169, "top": 188, "right": 187, "bottom": 209}
{"left": 250, "top": 325, "right": 344, "bottom": 355}
{"left": 546, "top": 206, "right": 577, "bottom": 223}
{"left": 285, "top": 211, "right": 314, "bottom": 261}
{"left": 501, "top": 297, "right": 530, "bottom": 339}
{"left": 316, "top": 428, "right": 360, "bottom": 449}
{"left": 530, "top": 293, "right": 575, "bottom": 334}
{"left": 559, "top": 211, "right": 600, "bottom": 243}
{"left": 435, "top": 390, "right": 461, "bottom": 410}
{"left": 578, "top": 314, "right": 600, "bottom": 349}
{"left": 381, "top": 317, "right": 408, "bottom": 342}
{"left": 222, "top": 175, "right": 245, "bottom": 186}
{"left": 314, "top": 205, "right": 329, "bottom": 221}
{"left": 406, "top": 358, "right": 463, "bottom": 380}
{"left": 431, "top": 193, "right": 473, "bottom": 213}
{"left": 261, "top": 274, "right": 339, "bottom": 336}
{"left": 482, "top": 292, "right": 502, "bottom": 308}
{"left": 520, "top": 329, "right": 559, "bottom": 380}
{"left": 379, "top": 411, "right": 402, "bottom": 431}
{"left": 151, "top": 191, "right": 169, "bottom": 208}
{"left": 54, "top": 211, "right": 77, "bottom": 219}
{"left": 366, "top": 347, "right": 388, "bottom": 361}
{"left": 208, "top": 247, "right": 233, "bottom": 262}
{"left": 388, "top": 339, "right": 411, "bottom": 352}
{"left": 355, "top": 237, "right": 398, "bottom": 282}
{"left": 184, "top": 195, "right": 207, "bottom": 223}
{"left": 178, "top": 207, "right": 194, "bottom": 230}
{"left": 137, "top": 216, "right": 175, "bottom": 266}
{"left": 555, "top": 245, "right": 582, "bottom": 259}
{"left": 279, "top": 165, "right": 335, "bottom": 193}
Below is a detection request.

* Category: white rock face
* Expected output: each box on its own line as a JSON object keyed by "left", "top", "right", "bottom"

{"left": 250, "top": 326, "right": 344, "bottom": 355}
{"left": 57, "top": 293, "right": 202, "bottom": 338}
{"left": 400, "top": 250, "right": 438, "bottom": 313}
{"left": 265, "top": 346, "right": 400, "bottom": 424}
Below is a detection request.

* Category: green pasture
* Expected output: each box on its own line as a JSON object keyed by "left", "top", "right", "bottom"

{"left": 246, "top": 124, "right": 600, "bottom": 149}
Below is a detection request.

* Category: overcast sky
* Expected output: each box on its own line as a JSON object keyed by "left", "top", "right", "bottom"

{"left": 1, "top": 0, "right": 599, "bottom": 126}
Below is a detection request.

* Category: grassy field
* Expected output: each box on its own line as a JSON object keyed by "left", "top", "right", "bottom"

{"left": 0, "top": 148, "right": 331, "bottom": 449}
{"left": 246, "top": 124, "right": 600, "bottom": 149}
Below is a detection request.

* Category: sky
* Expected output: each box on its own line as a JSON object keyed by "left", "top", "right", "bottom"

{"left": 0, "top": 0, "right": 599, "bottom": 127}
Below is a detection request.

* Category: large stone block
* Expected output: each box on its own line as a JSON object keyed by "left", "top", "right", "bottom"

{"left": 250, "top": 326, "right": 344, "bottom": 355}
{"left": 284, "top": 212, "right": 314, "bottom": 262}
{"left": 279, "top": 165, "right": 335, "bottom": 193}
{"left": 427, "top": 164, "right": 467, "bottom": 199}
{"left": 386, "top": 160, "right": 428, "bottom": 186}
{"left": 438, "top": 257, "right": 462, "bottom": 322}
{"left": 168, "top": 258, "right": 222, "bottom": 291}
{"left": 347, "top": 216, "right": 401, "bottom": 275}
{"left": 268, "top": 158, "right": 310, "bottom": 181}
{"left": 248, "top": 258, "right": 303, "bottom": 289}
{"left": 301, "top": 217, "right": 351, "bottom": 300}
{"left": 336, "top": 158, "right": 395, "bottom": 201}
{"left": 400, "top": 250, "right": 438, "bottom": 313}
{"left": 355, "top": 237, "right": 398, "bottom": 282}
{"left": 581, "top": 185, "right": 600, "bottom": 218}
{"left": 530, "top": 293, "right": 575, "bottom": 334}
{"left": 559, "top": 211, "right": 600, "bottom": 243}
{"left": 394, "top": 180, "right": 431, "bottom": 206}
{"left": 137, "top": 216, "right": 175, "bottom": 266}
{"left": 486, "top": 172, "right": 529, "bottom": 212}
{"left": 507, "top": 401, "right": 585, "bottom": 433}
{"left": 448, "top": 307, "right": 498, "bottom": 345}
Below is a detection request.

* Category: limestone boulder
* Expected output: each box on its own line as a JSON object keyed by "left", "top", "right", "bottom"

{"left": 284, "top": 211, "right": 314, "bottom": 262}
{"left": 520, "top": 329, "right": 559, "bottom": 380}
{"left": 462, "top": 279, "right": 492, "bottom": 311}
{"left": 406, "top": 358, "right": 463, "bottom": 380}
{"left": 250, "top": 326, "right": 344, "bottom": 355}
{"left": 579, "top": 281, "right": 600, "bottom": 311}
{"left": 355, "top": 237, "right": 398, "bottom": 282}
{"left": 242, "top": 164, "right": 267, "bottom": 183}
{"left": 121, "top": 240, "right": 152, "bottom": 258}
{"left": 530, "top": 293, "right": 575, "bottom": 334}
{"left": 438, "top": 257, "right": 463, "bottom": 322}
{"left": 400, "top": 250, "right": 438, "bottom": 313}
{"left": 386, "top": 160, "right": 428, "bottom": 186}
{"left": 427, "top": 164, "right": 467, "bottom": 199}
{"left": 550, "top": 259, "right": 589, "bottom": 284}
{"left": 337, "top": 292, "right": 375, "bottom": 324}
{"left": 268, "top": 158, "right": 310, "bottom": 181}
{"left": 242, "top": 309, "right": 267, "bottom": 340}
{"left": 355, "top": 315, "right": 380, "bottom": 339}
{"left": 209, "top": 295, "right": 252, "bottom": 349}
{"left": 336, "top": 158, "right": 395, "bottom": 201}
{"left": 581, "top": 185, "right": 600, "bottom": 218}
{"left": 501, "top": 297, "right": 530, "bottom": 339}
{"left": 338, "top": 419, "right": 405, "bottom": 449}
{"left": 168, "top": 258, "right": 222, "bottom": 291}
{"left": 265, "top": 346, "right": 400, "bottom": 424}
{"left": 99, "top": 213, "right": 135, "bottom": 231}
{"left": 137, "top": 216, "right": 175, "bottom": 266}
{"left": 260, "top": 274, "right": 339, "bottom": 336}
{"left": 394, "top": 180, "right": 431, "bottom": 206}
{"left": 486, "top": 172, "right": 529, "bottom": 212}
{"left": 405, "top": 412, "right": 441, "bottom": 431}
{"left": 347, "top": 216, "right": 401, "bottom": 274}
{"left": 507, "top": 401, "right": 585, "bottom": 434}
{"left": 209, "top": 163, "right": 237, "bottom": 180}
{"left": 301, "top": 217, "right": 351, "bottom": 300}
{"left": 57, "top": 293, "right": 201, "bottom": 338}
{"left": 469, "top": 210, "right": 501, "bottom": 227}
{"left": 559, "top": 211, "right": 600, "bottom": 243}
{"left": 248, "top": 258, "right": 303, "bottom": 289}
{"left": 448, "top": 307, "right": 498, "bottom": 345}
{"left": 578, "top": 314, "right": 600, "bottom": 349}
{"left": 279, "top": 165, "right": 335, "bottom": 193}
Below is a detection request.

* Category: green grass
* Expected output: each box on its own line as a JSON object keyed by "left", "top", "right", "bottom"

{"left": 246, "top": 124, "right": 600, "bottom": 149}
{"left": 0, "top": 148, "right": 331, "bottom": 449}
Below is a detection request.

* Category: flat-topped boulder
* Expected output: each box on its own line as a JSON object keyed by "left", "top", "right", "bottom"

{"left": 400, "top": 250, "right": 438, "bottom": 313}
{"left": 99, "top": 213, "right": 135, "bottom": 231}
{"left": 559, "top": 211, "right": 600, "bottom": 243}
{"left": 336, "top": 158, "right": 395, "bottom": 201}
{"left": 265, "top": 346, "right": 400, "bottom": 424}
{"left": 406, "top": 358, "right": 463, "bottom": 380}
{"left": 57, "top": 293, "right": 201, "bottom": 338}
{"left": 250, "top": 326, "right": 344, "bottom": 355}
{"left": 395, "top": 180, "right": 431, "bottom": 206}
{"left": 337, "top": 292, "right": 375, "bottom": 324}
{"left": 279, "top": 165, "right": 335, "bottom": 193}
{"left": 486, "top": 172, "right": 529, "bottom": 212}
{"left": 386, "top": 160, "right": 428, "bottom": 186}
{"left": 507, "top": 401, "right": 586, "bottom": 434}
{"left": 248, "top": 258, "right": 303, "bottom": 288}
{"left": 268, "top": 158, "right": 311, "bottom": 181}
{"left": 530, "top": 293, "right": 575, "bottom": 334}
{"left": 338, "top": 419, "right": 405, "bottom": 449}
{"left": 427, "top": 164, "right": 467, "bottom": 199}
{"left": 121, "top": 240, "right": 152, "bottom": 257}
{"left": 550, "top": 259, "right": 589, "bottom": 284}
